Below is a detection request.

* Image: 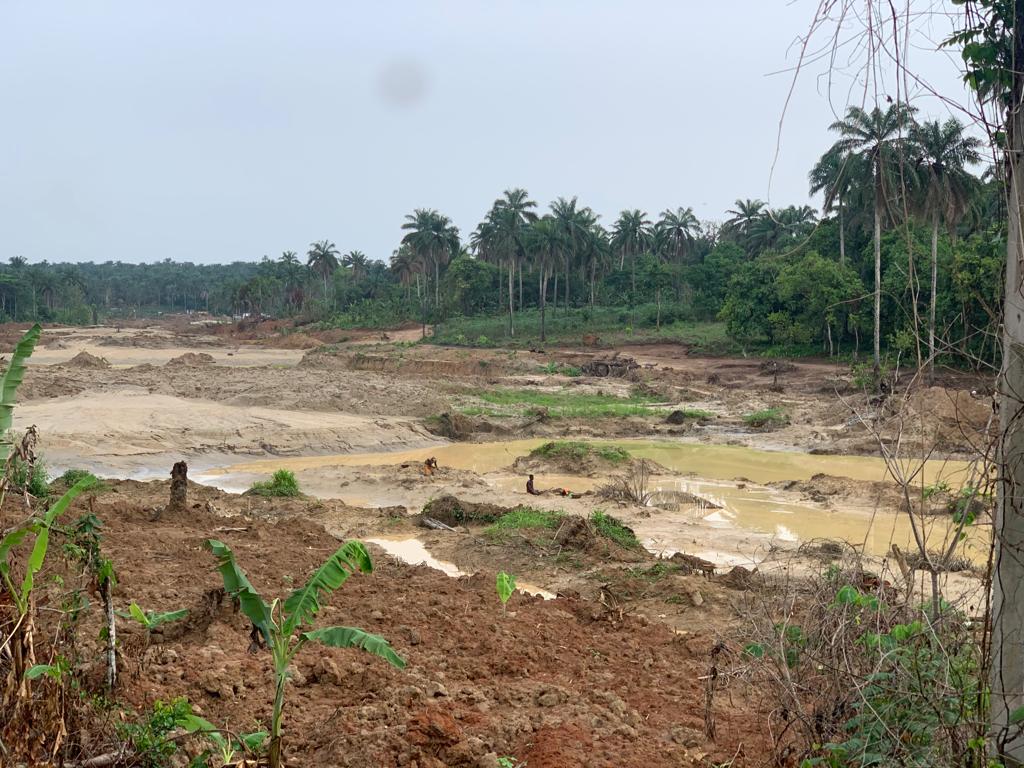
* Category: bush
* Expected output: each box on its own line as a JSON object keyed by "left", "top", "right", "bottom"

{"left": 249, "top": 469, "right": 301, "bottom": 497}
{"left": 743, "top": 408, "right": 789, "bottom": 429}
{"left": 529, "top": 441, "right": 631, "bottom": 464}
{"left": 590, "top": 510, "right": 639, "bottom": 548}
{"left": 10, "top": 456, "right": 49, "bottom": 498}
{"left": 59, "top": 468, "right": 94, "bottom": 487}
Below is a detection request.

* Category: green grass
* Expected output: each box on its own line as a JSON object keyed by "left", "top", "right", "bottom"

{"left": 529, "top": 441, "right": 631, "bottom": 464}
{"left": 465, "top": 387, "right": 662, "bottom": 419}
{"left": 483, "top": 507, "right": 563, "bottom": 538}
{"left": 669, "top": 408, "right": 715, "bottom": 420}
{"left": 590, "top": 510, "right": 640, "bottom": 549}
{"left": 58, "top": 468, "right": 93, "bottom": 487}
{"left": 10, "top": 457, "right": 49, "bottom": 499}
{"left": 627, "top": 562, "right": 677, "bottom": 582}
{"left": 743, "top": 407, "right": 789, "bottom": 429}
{"left": 249, "top": 469, "right": 302, "bottom": 497}
{"left": 431, "top": 306, "right": 731, "bottom": 352}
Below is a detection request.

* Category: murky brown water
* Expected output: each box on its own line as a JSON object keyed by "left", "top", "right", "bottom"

{"left": 205, "top": 439, "right": 983, "bottom": 561}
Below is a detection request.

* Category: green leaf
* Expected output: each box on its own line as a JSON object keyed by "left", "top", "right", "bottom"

{"left": 1010, "top": 706, "right": 1024, "bottom": 725}
{"left": 0, "top": 324, "right": 41, "bottom": 444}
{"left": 496, "top": 571, "right": 516, "bottom": 605}
{"left": 148, "top": 608, "right": 188, "bottom": 628}
{"left": 743, "top": 642, "right": 765, "bottom": 659}
{"left": 128, "top": 602, "right": 151, "bottom": 628}
{"left": 235, "top": 731, "right": 268, "bottom": 752}
{"left": 834, "top": 585, "right": 859, "bottom": 605}
{"left": 25, "top": 664, "right": 59, "bottom": 680}
{"left": 282, "top": 540, "right": 372, "bottom": 634}
{"left": 302, "top": 625, "right": 406, "bottom": 669}
{"left": 179, "top": 713, "right": 228, "bottom": 748}
{"left": 203, "top": 539, "right": 273, "bottom": 644}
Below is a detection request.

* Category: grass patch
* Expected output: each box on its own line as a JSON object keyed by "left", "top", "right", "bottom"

{"left": 627, "top": 562, "right": 678, "bottom": 582}
{"left": 466, "top": 388, "right": 661, "bottom": 419}
{"left": 249, "top": 469, "right": 302, "bottom": 497}
{"left": 529, "top": 441, "right": 631, "bottom": 464}
{"left": 483, "top": 507, "right": 563, "bottom": 538}
{"left": 431, "top": 306, "right": 732, "bottom": 353}
{"left": 10, "top": 457, "right": 49, "bottom": 499}
{"left": 590, "top": 510, "right": 640, "bottom": 549}
{"left": 670, "top": 408, "right": 715, "bottom": 420}
{"left": 743, "top": 407, "right": 789, "bottom": 429}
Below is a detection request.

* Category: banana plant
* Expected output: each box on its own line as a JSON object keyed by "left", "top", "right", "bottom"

{"left": 118, "top": 603, "right": 189, "bottom": 632}
{"left": 204, "top": 538, "right": 405, "bottom": 768}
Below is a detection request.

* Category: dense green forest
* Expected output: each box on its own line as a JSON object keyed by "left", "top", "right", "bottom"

{"left": 4, "top": 109, "right": 1002, "bottom": 368}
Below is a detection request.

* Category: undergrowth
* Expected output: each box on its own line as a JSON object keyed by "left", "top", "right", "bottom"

{"left": 529, "top": 441, "right": 630, "bottom": 464}
{"left": 743, "top": 407, "right": 789, "bottom": 429}
{"left": 249, "top": 469, "right": 301, "bottom": 497}
{"left": 464, "top": 388, "right": 661, "bottom": 419}
{"left": 590, "top": 510, "right": 640, "bottom": 548}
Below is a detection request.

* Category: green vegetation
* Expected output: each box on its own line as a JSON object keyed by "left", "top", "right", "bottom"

{"left": 117, "top": 698, "right": 197, "bottom": 768}
{"left": 743, "top": 407, "right": 789, "bottom": 429}
{"left": 58, "top": 468, "right": 94, "bottom": 487}
{"left": 465, "top": 388, "right": 661, "bottom": 419}
{"left": 484, "top": 507, "right": 562, "bottom": 537}
{"left": 9, "top": 456, "right": 49, "bottom": 499}
{"left": 496, "top": 572, "right": 516, "bottom": 613}
{"left": 249, "top": 469, "right": 301, "bottom": 497}
{"left": 529, "top": 441, "right": 631, "bottom": 464}
{"left": 204, "top": 538, "right": 405, "bottom": 768}
{"left": 590, "top": 510, "right": 640, "bottom": 549}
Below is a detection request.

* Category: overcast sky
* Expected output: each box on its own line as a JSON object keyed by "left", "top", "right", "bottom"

{"left": 1, "top": 2, "right": 974, "bottom": 265}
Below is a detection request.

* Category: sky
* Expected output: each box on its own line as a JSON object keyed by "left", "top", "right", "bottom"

{"left": 0, "top": 1, "right": 975, "bottom": 265}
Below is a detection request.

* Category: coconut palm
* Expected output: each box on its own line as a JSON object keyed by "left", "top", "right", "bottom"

{"left": 484, "top": 189, "right": 537, "bottom": 336}
{"left": 827, "top": 103, "right": 918, "bottom": 369}
{"left": 306, "top": 240, "right": 340, "bottom": 299}
{"left": 611, "top": 210, "right": 654, "bottom": 302}
{"left": 911, "top": 117, "right": 983, "bottom": 382}
{"left": 550, "top": 197, "right": 598, "bottom": 311}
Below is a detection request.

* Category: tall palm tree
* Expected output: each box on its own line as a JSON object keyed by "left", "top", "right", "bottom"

{"left": 911, "top": 117, "right": 982, "bottom": 382}
{"left": 550, "top": 197, "right": 598, "bottom": 311}
{"left": 401, "top": 209, "right": 460, "bottom": 309}
{"left": 278, "top": 250, "right": 303, "bottom": 311}
{"left": 724, "top": 199, "right": 766, "bottom": 251}
{"left": 658, "top": 207, "right": 700, "bottom": 264}
{"left": 827, "top": 103, "right": 918, "bottom": 369}
{"left": 390, "top": 245, "right": 422, "bottom": 302}
{"left": 487, "top": 189, "right": 537, "bottom": 336}
{"left": 809, "top": 146, "right": 868, "bottom": 264}
{"left": 525, "top": 216, "right": 563, "bottom": 342}
{"left": 306, "top": 240, "right": 340, "bottom": 299}
{"left": 611, "top": 210, "right": 653, "bottom": 303}
{"left": 343, "top": 250, "right": 370, "bottom": 281}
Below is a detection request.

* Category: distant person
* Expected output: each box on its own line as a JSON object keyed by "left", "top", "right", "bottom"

{"left": 526, "top": 474, "right": 541, "bottom": 496}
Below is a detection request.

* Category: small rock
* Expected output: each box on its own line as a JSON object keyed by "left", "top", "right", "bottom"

{"left": 287, "top": 666, "right": 308, "bottom": 687}
{"left": 313, "top": 657, "right": 344, "bottom": 686}
{"left": 427, "top": 681, "right": 449, "bottom": 698}
{"left": 687, "top": 589, "right": 704, "bottom": 607}
{"left": 370, "top": 610, "right": 384, "bottom": 620}
{"left": 477, "top": 753, "right": 501, "bottom": 768}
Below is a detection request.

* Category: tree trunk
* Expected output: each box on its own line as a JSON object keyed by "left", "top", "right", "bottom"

{"left": 552, "top": 272, "right": 558, "bottom": 317}
{"left": 434, "top": 257, "right": 440, "bottom": 308}
{"left": 539, "top": 270, "right": 547, "bottom": 342}
{"left": 873, "top": 187, "right": 882, "bottom": 372}
{"left": 102, "top": 577, "right": 117, "bottom": 691}
{"left": 167, "top": 460, "right": 188, "bottom": 515}
{"left": 564, "top": 256, "right": 570, "bottom": 310}
{"left": 928, "top": 210, "right": 939, "bottom": 385}
{"left": 991, "top": 9, "right": 1024, "bottom": 758}
{"left": 518, "top": 260, "right": 523, "bottom": 311}
{"left": 838, "top": 195, "right": 846, "bottom": 265}
{"left": 507, "top": 258, "right": 515, "bottom": 337}
{"left": 590, "top": 259, "right": 596, "bottom": 309}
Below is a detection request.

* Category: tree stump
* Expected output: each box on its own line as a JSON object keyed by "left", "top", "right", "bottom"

{"left": 167, "top": 460, "right": 188, "bottom": 515}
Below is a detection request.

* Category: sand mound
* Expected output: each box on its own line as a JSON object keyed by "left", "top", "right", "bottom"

{"left": 64, "top": 351, "right": 110, "bottom": 369}
{"left": 166, "top": 352, "right": 215, "bottom": 366}
{"left": 425, "top": 412, "right": 476, "bottom": 440}
{"left": 420, "top": 495, "right": 510, "bottom": 526}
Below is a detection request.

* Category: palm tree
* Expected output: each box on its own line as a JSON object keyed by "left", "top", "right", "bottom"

{"left": 657, "top": 207, "right": 700, "bottom": 264}
{"left": 809, "top": 146, "right": 868, "bottom": 264}
{"left": 724, "top": 199, "right": 766, "bottom": 251}
{"left": 611, "top": 210, "right": 653, "bottom": 304}
{"left": 389, "top": 245, "right": 421, "bottom": 302}
{"left": 550, "top": 197, "right": 598, "bottom": 311}
{"left": 487, "top": 189, "right": 537, "bottom": 335}
{"left": 343, "top": 250, "right": 370, "bottom": 281}
{"left": 401, "top": 209, "right": 460, "bottom": 309}
{"left": 306, "top": 240, "right": 340, "bottom": 299}
{"left": 827, "top": 103, "right": 918, "bottom": 369}
{"left": 278, "top": 251, "right": 303, "bottom": 312}
{"left": 911, "top": 117, "right": 982, "bottom": 382}
{"left": 525, "top": 216, "right": 563, "bottom": 342}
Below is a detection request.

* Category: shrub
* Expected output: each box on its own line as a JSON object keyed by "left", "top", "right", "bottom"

{"left": 743, "top": 407, "right": 789, "bottom": 429}
{"left": 529, "top": 441, "right": 631, "bottom": 464}
{"left": 249, "top": 469, "right": 301, "bottom": 497}
{"left": 590, "top": 510, "right": 640, "bottom": 548}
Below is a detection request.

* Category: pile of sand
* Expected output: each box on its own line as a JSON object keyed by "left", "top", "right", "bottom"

{"left": 64, "top": 351, "right": 110, "bottom": 369}
{"left": 166, "top": 352, "right": 215, "bottom": 366}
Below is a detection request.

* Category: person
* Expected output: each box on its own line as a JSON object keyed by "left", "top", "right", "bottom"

{"left": 526, "top": 474, "right": 541, "bottom": 496}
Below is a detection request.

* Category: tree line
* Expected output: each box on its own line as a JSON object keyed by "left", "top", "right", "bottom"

{"left": 2, "top": 110, "right": 1001, "bottom": 369}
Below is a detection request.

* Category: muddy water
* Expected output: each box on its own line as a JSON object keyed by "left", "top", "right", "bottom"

{"left": 365, "top": 536, "right": 555, "bottom": 599}
{"left": 207, "top": 438, "right": 974, "bottom": 487}
{"left": 205, "top": 439, "right": 982, "bottom": 561}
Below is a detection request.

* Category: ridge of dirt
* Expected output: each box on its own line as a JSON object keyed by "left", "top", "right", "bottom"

{"left": 63, "top": 350, "right": 111, "bottom": 369}
{"left": 166, "top": 351, "right": 216, "bottom": 366}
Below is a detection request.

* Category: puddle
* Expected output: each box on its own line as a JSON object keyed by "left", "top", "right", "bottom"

{"left": 365, "top": 536, "right": 556, "bottom": 599}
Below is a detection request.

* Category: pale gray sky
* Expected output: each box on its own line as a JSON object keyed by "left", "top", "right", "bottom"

{"left": 1, "top": 1, "right": 973, "bottom": 264}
